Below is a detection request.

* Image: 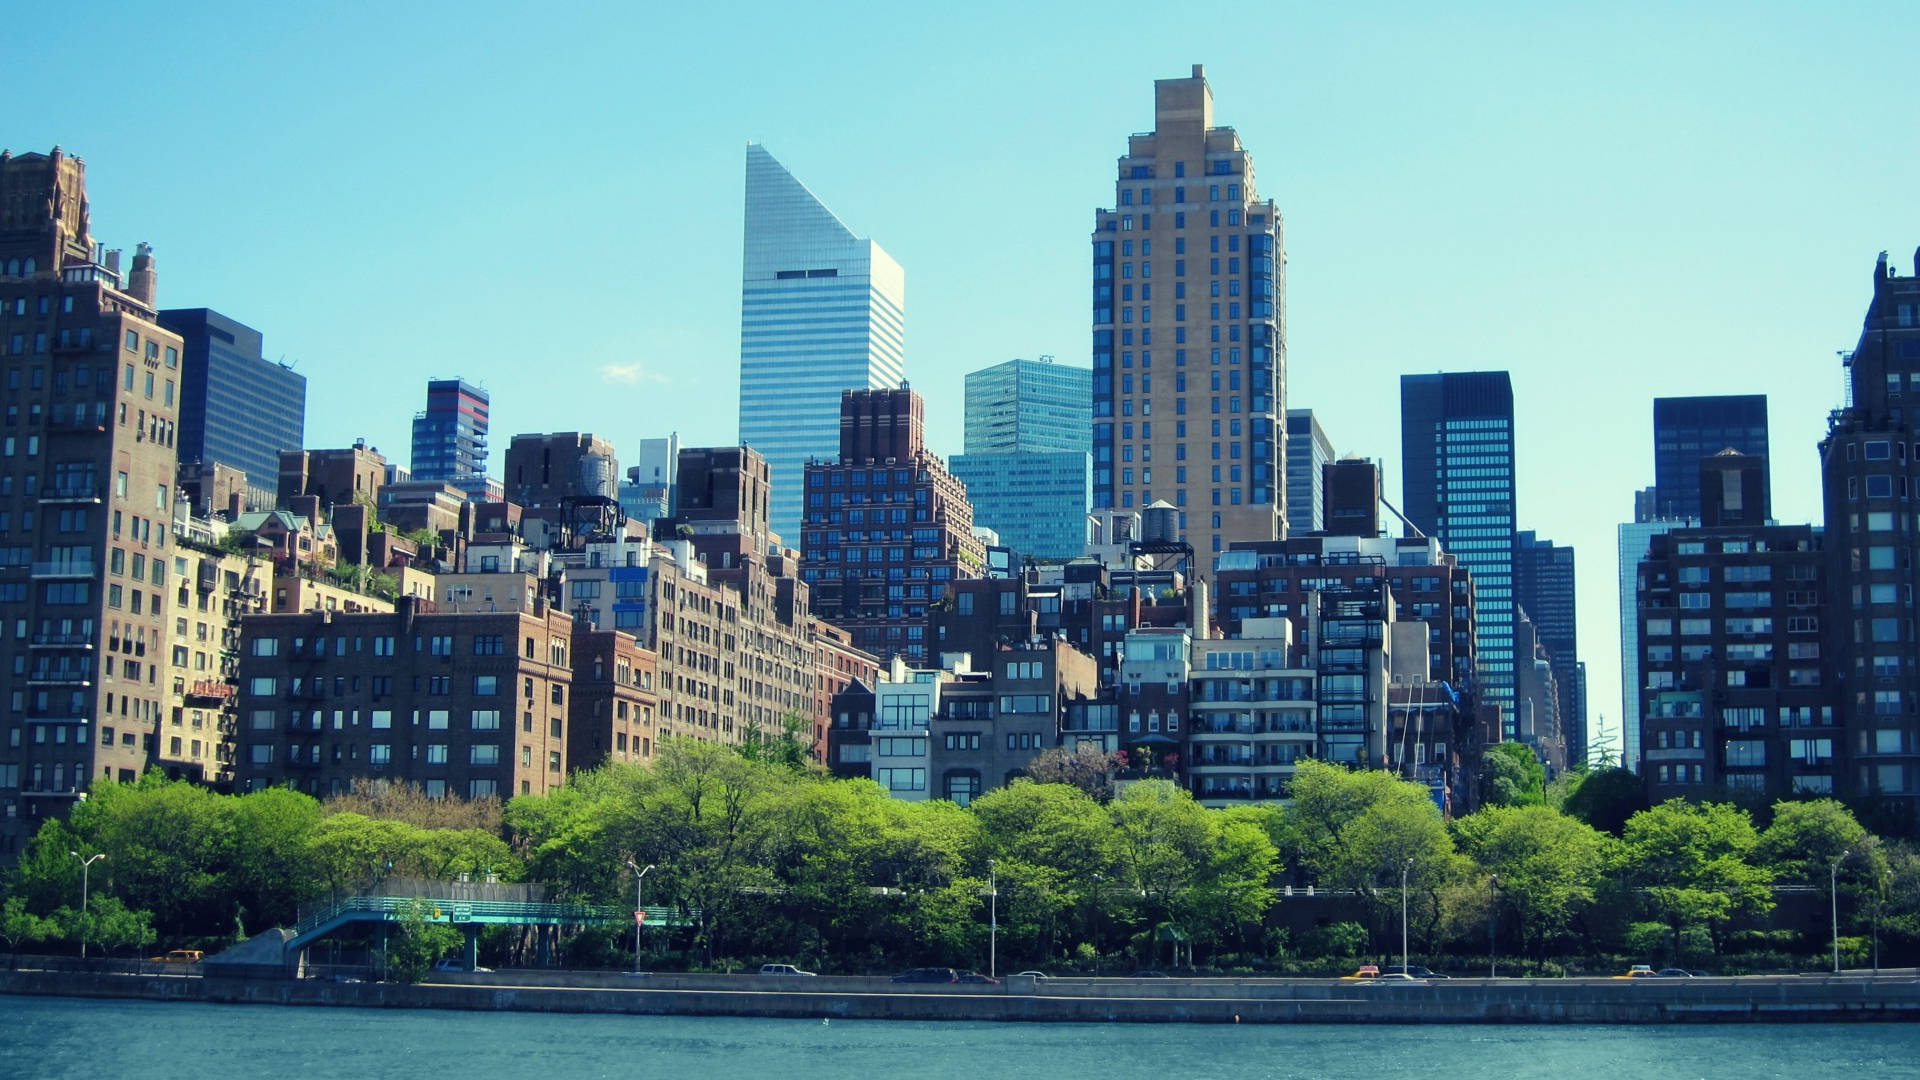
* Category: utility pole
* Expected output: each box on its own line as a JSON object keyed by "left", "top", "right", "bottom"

{"left": 627, "top": 860, "right": 655, "bottom": 975}
{"left": 989, "top": 860, "right": 998, "bottom": 979}
{"left": 1831, "top": 850, "right": 1851, "bottom": 974}
{"left": 1400, "top": 858, "right": 1412, "bottom": 977}
{"left": 69, "top": 852, "right": 106, "bottom": 960}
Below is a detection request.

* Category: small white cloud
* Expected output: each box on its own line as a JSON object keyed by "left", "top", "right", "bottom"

{"left": 600, "top": 363, "right": 667, "bottom": 385}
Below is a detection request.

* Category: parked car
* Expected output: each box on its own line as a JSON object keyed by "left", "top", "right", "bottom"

{"left": 892, "top": 967, "right": 958, "bottom": 983}
{"left": 757, "top": 964, "right": 816, "bottom": 977}
{"left": 1340, "top": 965, "right": 1382, "bottom": 980}
{"left": 1382, "top": 964, "right": 1448, "bottom": 979}
{"left": 149, "top": 949, "right": 203, "bottom": 964}
{"left": 432, "top": 960, "right": 494, "bottom": 973}
{"left": 1359, "top": 973, "right": 1427, "bottom": 985}
{"left": 955, "top": 970, "right": 1000, "bottom": 984}
{"left": 1614, "top": 965, "right": 1658, "bottom": 979}
{"left": 1013, "top": 970, "right": 1051, "bottom": 979}
{"left": 1656, "top": 968, "right": 1694, "bottom": 978}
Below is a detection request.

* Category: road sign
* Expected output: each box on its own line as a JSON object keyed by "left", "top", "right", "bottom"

{"left": 634, "top": 910, "right": 646, "bottom": 927}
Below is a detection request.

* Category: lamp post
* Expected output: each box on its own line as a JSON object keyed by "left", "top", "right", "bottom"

{"left": 1487, "top": 874, "right": 1500, "bottom": 978}
{"left": 1400, "top": 858, "right": 1412, "bottom": 978}
{"left": 69, "top": 851, "right": 106, "bottom": 959}
{"left": 626, "top": 860, "right": 655, "bottom": 975}
{"left": 988, "top": 860, "right": 998, "bottom": 979}
{"left": 1831, "top": 849, "right": 1851, "bottom": 974}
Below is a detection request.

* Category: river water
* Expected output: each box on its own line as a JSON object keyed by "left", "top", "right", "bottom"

{"left": 2, "top": 995, "right": 1916, "bottom": 1079}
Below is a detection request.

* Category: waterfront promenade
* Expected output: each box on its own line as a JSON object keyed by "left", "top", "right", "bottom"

{"left": 4, "top": 962, "right": 1917, "bottom": 1024}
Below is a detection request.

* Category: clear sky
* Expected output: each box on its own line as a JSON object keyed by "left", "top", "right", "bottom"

{"left": 12, "top": 1, "right": 1919, "bottom": 758}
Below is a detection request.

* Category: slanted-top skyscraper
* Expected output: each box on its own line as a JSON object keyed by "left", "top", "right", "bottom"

{"left": 1092, "top": 65, "right": 1287, "bottom": 561}
{"left": 409, "top": 378, "right": 490, "bottom": 500}
{"left": 156, "top": 308, "right": 305, "bottom": 512}
{"left": 738, "top": 145, "right": 904, "bottom": 546}
{"left": 1401, "top": 371, "right": 1518, "bottom": 726}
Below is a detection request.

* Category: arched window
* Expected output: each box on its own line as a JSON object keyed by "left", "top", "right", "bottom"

{"left": 21, "top": 257, "right": 34, "bottom": 274}
{"left": 4, "top": 258, "right": 18, "bottom": 275}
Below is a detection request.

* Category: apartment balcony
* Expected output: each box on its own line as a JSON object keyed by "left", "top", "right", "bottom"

{"left": 31, "top": 560, "right": 97, "bottom": 579}
{"left": 26, "top": 672, "right": 92, "bottom": 687}
{"left": 1190, "top": 752, "right": 1260, "bottom": 769}
{"left": 29, "top": 632, "right": 95, "bottom": 649}
{"left": 38, "top": 482, "right": 101, "bottom": 504}
{"left": 46, "top": 413, "right": 108, "bottom": 436}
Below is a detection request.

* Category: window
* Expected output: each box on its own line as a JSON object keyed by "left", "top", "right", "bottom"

{"left": 470, "top": 744, "right": 500, "bottom": 765}
{"left": 474, "top": 675, "right": 498, "bottom": 695}
{"left": 472, "top": 709, "right": 501, "bottom": 730}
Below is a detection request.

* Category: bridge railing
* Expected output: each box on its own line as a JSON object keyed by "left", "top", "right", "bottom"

{"left": 292, "top": 896, "right": 697, "bottom": 938}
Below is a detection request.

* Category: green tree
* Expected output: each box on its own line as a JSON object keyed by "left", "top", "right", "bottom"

{"left": 1755, "top": 799, "right": 1873, "bottom": 888}
{"left": 970, "top": 780, "right": 1115, "bottom": 962}
{"left": 0, "top": 896, "right": 56, "bottom": 966}
{"left": 1618, "top": 800, "right": 1773, "bottom": 955}
{"left": 387, "top": 899, "right": 463, "bottom": 983}
{"left": 1453, "top": 804, "right": 1611, "bottom": 956}
{"left": 225, "top": 787, "right": 326, "bottom": 933}
{"left": 1560, "top": 767, "right": 1649, "bottom": 836}
{"left": 54, "top": 896, "right": 155, "bottom": 958}
{"left": 68, "top": 773, "right": 234, "bottom": 939}
{"left": 1481, "top": 742, "right": 1546, "bottom": 807}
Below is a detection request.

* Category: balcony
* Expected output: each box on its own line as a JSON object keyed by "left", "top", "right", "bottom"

{"left": 26, "top": 671, "right": 93, "bottom": 687}
{"left": 46, "top": 413, "right": 108, "bottom": 436}
{"left": 29, "top": 632, "right": 95, "bottom": 649}
{"left": 184, "top": 679, "right": 234, "bottom": 705}
{"left": 31, "top": 560, "right": 97, "bottom": 579}
{"left": 38, "top": 482, "right": 101, "bottom": 504}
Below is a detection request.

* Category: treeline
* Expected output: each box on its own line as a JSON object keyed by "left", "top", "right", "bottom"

{"left": 7, "top": 746, "right": 1920, "bottom": 975}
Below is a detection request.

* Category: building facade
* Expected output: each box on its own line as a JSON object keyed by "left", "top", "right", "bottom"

{"left": 951, "top": 356, "right": 1093, "bottom": 562}
{"left": 409, "top": 378, "right": 491, "bottom": 501}
{"left": 0, "top": 148, "right": 184, "bottom": 856}
{"left": 1820, "top": 250, "right": 1920, "bottom": 823}
{"left": 1516, "top": 530, "right": 1581, "bottom": 765}
{"left": 801, "top": 388, "right": 984, "bottom": 665}
{"left": 1091, "top": 66, "right": 1288, "bottom": 559}
{"left": 1400, "top": 370, "right": 1517, "bottom": 726}
{"left": 738, "top": 144, "right": 905, "bottom": 544}
{"left": 157, "top": 307, "right": 305, "bottom": 511}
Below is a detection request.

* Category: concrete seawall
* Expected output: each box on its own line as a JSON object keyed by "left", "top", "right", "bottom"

{"left": 5, "top": 969, "right": 1918, "bottom": 1024}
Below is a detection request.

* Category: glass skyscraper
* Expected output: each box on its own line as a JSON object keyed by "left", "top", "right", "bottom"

{"left": 738, "top": 144, "right": 904, "bottom": 545}
{"left": 1651, "top": 395, "right": 1769, "bottom": 521}
{"left": 409, "top": 378, "right": 491, "bottom": 499}
{"left": 1285, "top": 409, "right": 1332, "bottom": 535}
{"left": 952, "top": 358, "right": 1093, "bottom": 561}
{"left": 1400, "top": 371, "right": 1517, "bottom": 725}
{"left": 157, "top": 307, "right": 306, "bottom": 507}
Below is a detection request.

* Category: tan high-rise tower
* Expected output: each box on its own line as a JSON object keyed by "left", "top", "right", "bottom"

{"left": 1091, "top": 66, "right": 1287, "bottom": 565}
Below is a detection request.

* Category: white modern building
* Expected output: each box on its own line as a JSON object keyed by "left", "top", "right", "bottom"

{"left": 738, "top": 144, "right": 905, "bottom": 543}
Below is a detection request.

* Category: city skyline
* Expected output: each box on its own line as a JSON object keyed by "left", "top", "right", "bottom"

{"left": 11, "top": 4, "right": 1920, "bottom": 758}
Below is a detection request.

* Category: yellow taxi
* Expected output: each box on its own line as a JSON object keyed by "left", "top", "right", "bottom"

{"left": 1340, "top": 965, "right": 1382, "bottom": 980}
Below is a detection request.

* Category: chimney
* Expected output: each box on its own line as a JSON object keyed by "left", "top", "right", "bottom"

{"left": 127, "top": 242, "right": 156, "bottom": 306}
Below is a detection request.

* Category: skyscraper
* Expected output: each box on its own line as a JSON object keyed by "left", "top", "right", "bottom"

{"left": 0, "top": 149, "right": 184, "bottom": 857}
{"left": 1401, "top": 371, "right": 1517, "bottom": 725}
{"left": 1516, "top": 530, "right": 1581, "bottom": 765}
{"left": 738, "top": 144, "right": 904, "bottom": 545}
{"left": 1285, "top": 409, "right": 1332, "bottom": 535}
{"left": 1617, "top": 516, "right": 1688, "bottom": 772}
{"left": 951, "top": 358, "right": 1092, "bottom": 561}
{"left": 1651, "top": 395, "right": 1769, "bottom": 522}
{"left": 1092, "top": 66, "right": 1287, "bottom": 560}
{"left": 156, "top": 307, "right": 305, "bottom": 510}
{"left": 1820, "top": 249, "right": 1920, "bottom": 820}
{"left": 409, "top": 378, "right": 491, "bottom": 500}
{"left": 800, "top": 388, "right": 982, "bottom": 665}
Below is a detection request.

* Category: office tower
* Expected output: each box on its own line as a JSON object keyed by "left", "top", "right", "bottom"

{"left": 0, "top": 149, "right": 184, "bottom": 856}
{"left": 738, "top": 144, "right": 904, "bottom": 545}
{"left": 619, "top": 432, "right": 679, "bottom": 528}
{"left": 409, "top": 378, "right": 491, "bottom": 501}
{"left": 1285, "top": 409, "right": 1332, "bottom": 535}
{"left": 1322, "top": 454, "right": 1383, "bottom": 538}
{"left": 1400, "top": 371, "right": 1517, "bottom": 726}
{"left": 1820, "top": 249, "right": 1920, "bottom": 818}
{"left": 1091, "top": 66, "right": 1287, "bottom": 560}
{"left": 801, "top": 388, "right": 983, "bottom": 664}
{"left": 1512, "top": 607, "right": 1564, "bottom": 773}
{"left": 1651, "top": 395, "right": 1769, "bottom": 522}
{"left": 156, "top": 308, "right": 305, "bottom": 511}
{"left": 950, "top": 358, "right": 1093, "bottom": 561}
{"left": 1515, "top": 531, "right": 1581, "bottom": 766}
{"left": 963, "top": 357, "right": 1090, "bottom": 455}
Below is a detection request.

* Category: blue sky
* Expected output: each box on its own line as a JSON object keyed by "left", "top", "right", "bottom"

{"left": 13, "top": 1, "right": 1920, "bottom": 757}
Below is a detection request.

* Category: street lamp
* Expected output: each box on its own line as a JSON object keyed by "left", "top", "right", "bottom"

{"left": 1487, "top": 874, "right": 1500, "bottom": 978}
{"left": 1831, "top": 849, "right": 1851, "bottom": 974}
{"left": 69, "top": 851, "right": 106, "bottom": 959}
{"left": 1400, "top": 858, "right": 1413, "bottom": 978}
{"left": 988, "top": 860, "right": 998, "bottom": 980}
{"left": 626, "top": 860, "right": 656, "bottom": 975}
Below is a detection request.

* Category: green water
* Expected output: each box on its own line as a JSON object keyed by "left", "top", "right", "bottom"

{"left": 2, "top": 996, "right": 1916, "bottom": 1079}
